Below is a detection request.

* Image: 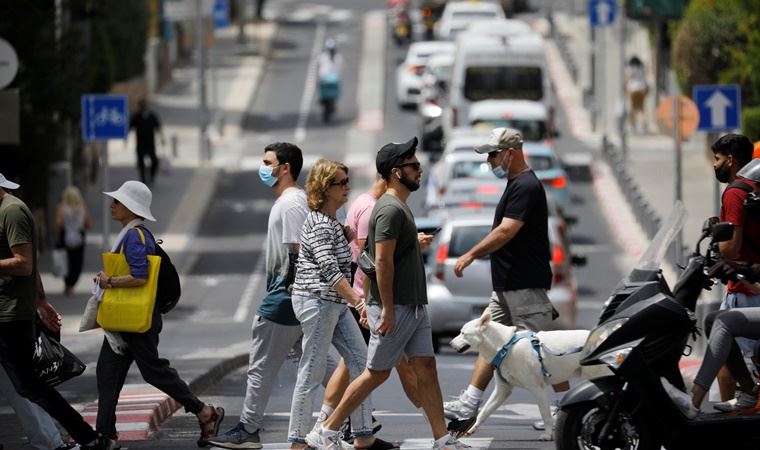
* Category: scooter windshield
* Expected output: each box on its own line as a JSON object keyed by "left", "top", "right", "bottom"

{"left": 634, "top": 200, "right": 687, "bottom": 271}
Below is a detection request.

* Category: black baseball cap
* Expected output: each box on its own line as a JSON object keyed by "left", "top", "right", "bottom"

{"left": 376, "top": 136, "right": 418, "bottom": 178}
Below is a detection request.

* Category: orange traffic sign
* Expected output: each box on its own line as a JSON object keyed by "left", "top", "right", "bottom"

{"left": 655, "top": 96, "right": 700, "bottom": 139}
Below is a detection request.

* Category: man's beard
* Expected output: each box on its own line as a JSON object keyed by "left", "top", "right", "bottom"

{"left": 400, "top": 173, "right": 420, "bottom": 192}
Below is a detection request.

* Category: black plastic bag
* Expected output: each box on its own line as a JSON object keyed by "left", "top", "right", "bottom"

{"left": 32, "top": 323, "right": 86, "bottom": 387}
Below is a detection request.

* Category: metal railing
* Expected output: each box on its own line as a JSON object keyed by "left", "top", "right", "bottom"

{"left": 601, "top": 137, "right": 689, "bottom": 268}
{"left": 547, "top": 13, "right": 579, "bottom": 84}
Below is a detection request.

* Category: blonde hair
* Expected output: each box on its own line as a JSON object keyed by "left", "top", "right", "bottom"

{"left": 61, "top": 186, "right": 85, "bottom": 211}
{"left": 306, "top": 159, "right": 348, "bottom": 211}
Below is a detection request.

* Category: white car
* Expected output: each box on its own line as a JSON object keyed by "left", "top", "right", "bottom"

{"left": 467, "top": 99, "right": 552, "bottom": 142}
{"left": 464, "top": 18, "right": 534, "bottom": 38}
{"left": 435, "top": 1, "right": 505, "bottom": 41}
{"left": 396, "top": 41, "right": 456, "bottom": 108}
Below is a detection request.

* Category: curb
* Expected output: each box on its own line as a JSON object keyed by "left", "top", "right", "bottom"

{"left": 80, "top": 353, "right": 249, "bottom": 441}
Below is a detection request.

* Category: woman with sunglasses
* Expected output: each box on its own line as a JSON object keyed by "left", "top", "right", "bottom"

{"left": 288, "top": 160, "right": 395, "bottom": 450}
{"left": 93, "top": 181, "right": 223, "bottom": 446}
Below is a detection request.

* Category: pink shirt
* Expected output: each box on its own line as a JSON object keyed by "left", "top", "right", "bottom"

{"left": 345, "top": 193, "right": 377, "bottom": 296}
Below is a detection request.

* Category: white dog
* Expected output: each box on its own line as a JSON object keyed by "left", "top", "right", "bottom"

{"left": 448, "top": 315, "right": 609, "bottom": 441}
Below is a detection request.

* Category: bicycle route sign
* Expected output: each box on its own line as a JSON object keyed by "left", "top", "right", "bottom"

{"left": 81, "top": 94, "right": 129, "bottom": 142}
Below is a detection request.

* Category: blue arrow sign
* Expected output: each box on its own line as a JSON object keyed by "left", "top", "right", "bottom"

{"left": 693, "top": 84, "right": 741, "bottom": 132}
{"left": 589, "top": 0, "right": 617, "bottom": 28}
{"left": 81, "top": 95, "right": 129, "bottom": 141}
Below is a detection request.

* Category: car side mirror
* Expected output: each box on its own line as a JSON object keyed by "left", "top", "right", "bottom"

{"left": 710, "top": 222, "right": 734, "bottom": 243}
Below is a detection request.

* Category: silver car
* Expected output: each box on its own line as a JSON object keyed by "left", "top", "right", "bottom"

{"left": 424, "top": 205, "right": 578, "bottom": 352}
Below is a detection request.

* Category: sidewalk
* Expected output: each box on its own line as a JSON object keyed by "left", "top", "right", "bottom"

{"left": 547, "top": 11, "right": 724, "bottom": 392}
{"left": 0, "top": 21, "right": 278, "bottom": 447}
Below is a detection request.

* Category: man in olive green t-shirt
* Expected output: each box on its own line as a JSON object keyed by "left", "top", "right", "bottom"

{"left": 0, "top": 174, "right": 111, "bottom": 449}
{"left": 316, "top": 139, "right": 469, "bottom": 450}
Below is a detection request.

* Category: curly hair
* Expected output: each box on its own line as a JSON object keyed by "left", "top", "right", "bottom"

{"left": 306, "top": 159, "right": 349, "bottom": 211}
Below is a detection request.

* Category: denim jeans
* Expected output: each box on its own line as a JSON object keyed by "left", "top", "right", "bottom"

{"left": 0, "top": 365, "right": 64, "bottom": 450}
{"left": 721, "top": 292, "right": 760, "bottom": 355}
{"left": 288, "top": 294, "right": 372, "bottom": 444}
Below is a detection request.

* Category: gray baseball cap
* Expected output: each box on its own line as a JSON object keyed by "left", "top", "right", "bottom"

{"left": 474, "top": 127, "right": 523, "bottom": 154}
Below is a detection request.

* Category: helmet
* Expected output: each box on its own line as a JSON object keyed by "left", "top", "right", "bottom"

{"left": 737, "top": 158, "right": 760, "bottom": 183}
{"left": 325, "top": 38, "right": 336, "bottom": 50}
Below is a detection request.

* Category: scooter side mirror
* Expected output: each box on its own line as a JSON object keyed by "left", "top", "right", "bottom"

{"left": 710, "top": 222, "right": 735, "bottom": 243}
{"left": 702, "top": 216, "right": 719, "bottom": 234}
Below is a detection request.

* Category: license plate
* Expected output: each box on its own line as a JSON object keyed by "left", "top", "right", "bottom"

{"left": 471, "top": 305, "right": 488, "bottom": 319}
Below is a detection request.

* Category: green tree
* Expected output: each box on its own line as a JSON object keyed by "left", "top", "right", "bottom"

{"left": 0, "top": 0, "right": 149, "bottom": 210}
{"left": 672, "top": 0, "right": 760, "bottom": 109}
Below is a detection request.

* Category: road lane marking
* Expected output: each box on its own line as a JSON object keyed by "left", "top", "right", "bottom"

{"left": 234, "top": 254, "right": 266, "bottom": 322}
{"left": 295, "top": 20, "right": 326, "bottom": 142}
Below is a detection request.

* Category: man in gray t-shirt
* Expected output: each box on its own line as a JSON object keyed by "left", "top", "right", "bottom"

{"left": 365, "top": 193, "right": 426, "bottom": 307}
{"left": 315, "top": 138, "right": 469, "bottom": 450}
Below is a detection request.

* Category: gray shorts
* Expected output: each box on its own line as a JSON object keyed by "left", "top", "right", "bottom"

{"left": 487, "top": 289, "right": 554, "bottom": 331}
{"left": 366, "top": 304, "right": 434, "bottom": 371}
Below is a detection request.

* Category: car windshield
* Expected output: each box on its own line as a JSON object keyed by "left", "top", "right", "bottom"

{"left": 471, "top": 119, "right": 548, "bottom": 141}
{"left": 450, "top": 156, "right": 555, "bottom": 179}
{"left": 464, "top": 66, "right": 543, "bottom": 101}
{"left": 448, "top": 225, "right": 492, "bottom": 258}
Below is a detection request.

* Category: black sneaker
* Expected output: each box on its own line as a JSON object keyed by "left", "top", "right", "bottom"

{"left": 207, "top": 422, "right": 262, "bottom": 449}
{"left": 54, "top": 444, "right": 80, "bottom": 450}
{"left": 81, "top": 436, "right": 117, "bottom": 450}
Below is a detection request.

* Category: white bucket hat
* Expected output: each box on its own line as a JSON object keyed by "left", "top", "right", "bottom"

{"left": 104, "top": 181, "right": 156, "bottom": 222}
{"left": 0, "top": 173, "right": 20, "bottom": 190}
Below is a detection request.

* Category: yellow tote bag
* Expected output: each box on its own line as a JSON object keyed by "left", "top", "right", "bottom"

{"left": 97, "top": 228, "right": 161, "bottom": 333}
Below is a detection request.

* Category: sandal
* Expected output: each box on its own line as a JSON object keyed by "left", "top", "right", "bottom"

{"left": 196, "top": 404, "right": 225, "bottom": 447}
{"left": 354, "top": 437, "right": 400, "bottom": 450}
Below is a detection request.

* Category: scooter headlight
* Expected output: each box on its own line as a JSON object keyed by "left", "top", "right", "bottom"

{"left": 583, "top": 318, "right": 629, "bottom": 355}
{"left": 599, "top": 347, "right": 633, "bottom": 369}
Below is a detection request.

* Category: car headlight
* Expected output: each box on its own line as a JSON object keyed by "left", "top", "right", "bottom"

{"left": 583, "top": 318, "right": 629, "bottom": 355}
{"left": 599, "top": 347, "right": 633, "bottom": 369}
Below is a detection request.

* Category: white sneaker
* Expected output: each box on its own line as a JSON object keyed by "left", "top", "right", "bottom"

{"left": 443, "top": 391, "right": 480, "bottom": 420}
{"left": 660, "top": 377, "right": 698, "bottom": 419}
{"left": 305, "top": 430, "right": 342, "bottom": 450}
{"left": 714, "top": 390, "right": 758, "bottom": 412}
{"left": 432, "top": 436, "right": 471, "bottom": 449}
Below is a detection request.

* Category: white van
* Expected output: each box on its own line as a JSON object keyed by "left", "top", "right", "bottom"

{"left": 443, "top": 33, "right": 554, "bottom": 139}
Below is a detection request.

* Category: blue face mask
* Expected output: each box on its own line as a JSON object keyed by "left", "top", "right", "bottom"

{"left": 492, "top": 166, "right": 507, "bottom": 179}
{"left": 258, "top": 165, "right": 278, "bottom": 187}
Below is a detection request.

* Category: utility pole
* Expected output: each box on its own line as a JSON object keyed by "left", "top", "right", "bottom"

{"left": 670, "top": 72, "right": 683, "bottom": 266}
{"left": 619, "top": 0, "right": 627, "bottom": 160}
{"left": 196, "top": 0, "right": 209, "bottom": 160}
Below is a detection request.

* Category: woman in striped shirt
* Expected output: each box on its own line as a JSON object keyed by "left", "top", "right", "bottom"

{"left": 288, "top": 160, "right": 395, "bottom": 450}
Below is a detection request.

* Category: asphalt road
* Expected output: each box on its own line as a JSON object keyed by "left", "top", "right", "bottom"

{"left": 0, "top": 1, "right": 631, "bottom": 448}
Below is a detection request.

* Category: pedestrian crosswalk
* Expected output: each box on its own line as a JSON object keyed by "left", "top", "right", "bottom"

{"left": 267, "top": 2, "right": 354, "bottom": 24}
{"left": 212, "top": 438, "right": 494, "bottom": 449}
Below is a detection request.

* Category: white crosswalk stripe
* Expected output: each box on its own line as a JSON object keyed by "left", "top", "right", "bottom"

{"left": 247, "top": 437, "right": 494, "bottom": 449}
{"left": 278, "top": 3, "right": 354, "bottom": 24}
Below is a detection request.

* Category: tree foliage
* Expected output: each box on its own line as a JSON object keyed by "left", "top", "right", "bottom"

{"left": 672, "top": 0, "right": 760, "bottom": 111}
{"left": 0, "top": 0, "right": 149, "bottom": 209}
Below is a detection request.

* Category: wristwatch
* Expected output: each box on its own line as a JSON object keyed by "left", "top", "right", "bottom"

{"left": 107, "top": 277, "right": 114, "bottom": 288}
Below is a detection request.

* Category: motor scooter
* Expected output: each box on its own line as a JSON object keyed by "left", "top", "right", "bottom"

{"left": 556, "top": 201, "right": 760, "bottom": 450}
{"left": 319, "top": 72, "right": 340, "bottom": 123}
{"left": 389, "top": 4, "right": 411, "bottom": 46}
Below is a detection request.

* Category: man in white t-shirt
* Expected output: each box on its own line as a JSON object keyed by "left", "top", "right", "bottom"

{"left": 210, "top": 142, "right": 337, "bottom": 449}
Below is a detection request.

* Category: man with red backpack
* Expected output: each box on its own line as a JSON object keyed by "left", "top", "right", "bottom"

{"left": 711, "top": 133, "right": 760, "bottom": 402}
